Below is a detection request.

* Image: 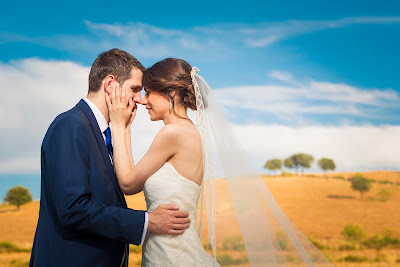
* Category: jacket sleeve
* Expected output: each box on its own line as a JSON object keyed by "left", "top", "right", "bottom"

{"left": 44, "top": 117, "right": 145, "bottom": 245}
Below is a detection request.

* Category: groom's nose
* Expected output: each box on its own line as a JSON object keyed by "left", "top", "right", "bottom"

{"left": 133, "top": 92, "right": 143, "bottom": 104}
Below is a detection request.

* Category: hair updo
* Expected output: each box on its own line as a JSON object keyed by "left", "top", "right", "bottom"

{"left": 142, "top": 58, "right": 197, "bottom": 110}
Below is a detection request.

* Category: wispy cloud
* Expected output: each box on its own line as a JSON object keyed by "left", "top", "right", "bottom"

{"left": 242, "top": 16, "right": 400, "bottom": 47}
{"left": 1, "top": 16, "right": 399, "bottom": 59}
{"left": 216, "top": 70, "right": 399, "bottom": 124}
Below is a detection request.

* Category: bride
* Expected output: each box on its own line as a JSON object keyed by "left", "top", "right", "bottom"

{"left": 107, "top": 58, "right": 333, "bottom": 266}
{"left": 107, "top": 58, "right": 219, "bottom": 266}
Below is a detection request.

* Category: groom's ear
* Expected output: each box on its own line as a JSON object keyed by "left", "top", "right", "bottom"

{"left": 103, "top": 75, "right": 115, "bottom": 95}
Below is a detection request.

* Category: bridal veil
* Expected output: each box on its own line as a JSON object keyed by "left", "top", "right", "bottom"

{"left": 190, "top": 67, "right": 333, "bottom": 267}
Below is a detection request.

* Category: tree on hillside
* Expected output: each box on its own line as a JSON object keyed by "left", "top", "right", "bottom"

{"left": 284, "top": 153, "right": 314, "bottom": 174}
{"left": 264, "top": 159, "right": 282, "bottom": 174}
{"left": 317, "top": 158, "right": 336, "bottom": 173}
{"left": 350, "top": 173, "right": 372, "bottom": 199}
{"left": 3, "top": 186, "right": 32, "bottom": 210}
{"left": 283, "top": 158, "right": 293, "bottom": 169}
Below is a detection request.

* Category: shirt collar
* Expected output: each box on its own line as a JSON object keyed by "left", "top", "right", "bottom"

{"left": 83, "top": 98, "right": 109, "bottom": 133}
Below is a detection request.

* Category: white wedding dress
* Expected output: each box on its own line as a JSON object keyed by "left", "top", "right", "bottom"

{"left": 141, "top": 162, "right": 220, "bottom": 267}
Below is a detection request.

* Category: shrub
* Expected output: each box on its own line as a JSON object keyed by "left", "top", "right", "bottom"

{"left": 216, "top": 254, "right": 247, "bottom": 266}
{"left": 377, "top": 188, "right": 392, "bottom": 202}
{"left": 308, "top": 237, "right": 325, "bottom": 250}
{"left": 10, "top": 259, "right": 30, "bottom": 267}
{"left": 341, "top": 224, "right": 366, "bottom": 242}
{"left": 343, "top": 255, "right": 368, "bottom": 262}
{"left": 333, "top": 175, "right": 345, "bottom": 180}
{"left": 373, "top": 253, "right": 388, "bottom": 262}
{"left": 0, "top": 241, "right": 30, "bottom": 253}
{"left": 129, "top": 244, "right": 142, "bottom": 254}
{"left": 362, "top": 230, "right": 400, "bottom": 250}
{"left": 281, "top": 171, "right": 294, "bottom": 177}
{"left": 338, "top": 243, "right": 357, "bottom": 251}
{"left": 222, "top": 235, "right": 245, "bottom": 251}
{"left": 277, "top": 238, "right": 288, "bottom": 250}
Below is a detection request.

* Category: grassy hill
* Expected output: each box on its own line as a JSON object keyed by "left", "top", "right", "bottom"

{"left": 1, "top": 171, "right": 399, "bottom": 266}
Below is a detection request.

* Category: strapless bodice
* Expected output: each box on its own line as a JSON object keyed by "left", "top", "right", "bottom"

{"left": 141, "top": 162, "right": 219, "bottom": 267}
{"left": 144, "top": 162, "right": 201, "bottom": 218}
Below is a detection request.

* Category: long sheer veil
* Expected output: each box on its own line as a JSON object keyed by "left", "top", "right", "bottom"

{"left": 191, "top": 67, "right": 333, "bottom": 266}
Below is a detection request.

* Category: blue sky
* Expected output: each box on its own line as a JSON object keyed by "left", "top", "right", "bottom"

{"left": 2, "top": 1, "right": 400, "bottom": 91}
{"left": 0, "top": 0, "right": 400, "bottom": 174}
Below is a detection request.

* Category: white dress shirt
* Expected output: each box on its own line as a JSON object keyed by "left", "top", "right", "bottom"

{"left": 83, "top": 98, "right": 148, "bottom": 245}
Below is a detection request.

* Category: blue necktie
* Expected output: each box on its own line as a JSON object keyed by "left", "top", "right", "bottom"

{"left": 104, "top": 127, "right": 113, "bottom": 157}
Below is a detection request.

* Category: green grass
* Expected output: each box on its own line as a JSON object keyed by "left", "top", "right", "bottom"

{"left": 338, "top": 242, "right": 357, "bottom": 251}
{"left": 343, "top": 255, "right": 368, "bottom": 262}
{"left": 0, "top": 241, "right": 30, "bottom": 253}
{"left": 222, "top": 235, "right": 245, "bottom": 251}
{"left": 10, "top": 259, "right": 30, "bottom": 267}
{"left": 129, "top": 244, "right": 142, "bottom": 254}
{"left": 362, "top": 231, "right": 400, "bottom": 250}
{"left": 308, "top": 237, "right": 325, "bottom": 250}
{"left": 216, "top": 254, "right": 248, "bottom": 266}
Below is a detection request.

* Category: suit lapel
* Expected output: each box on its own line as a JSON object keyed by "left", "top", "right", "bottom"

{"left": 76, "top": 99, "right": 127, "bottom": 208}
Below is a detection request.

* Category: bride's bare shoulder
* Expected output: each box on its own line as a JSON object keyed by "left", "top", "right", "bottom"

{"left": 156, "top": 123, "right": 200, "bottom": 142}
{"left": 152, "top": 124, "right": 183, "bottom": 146}
{"left": 157, "top": 124, "right": 181, "bottom": 137}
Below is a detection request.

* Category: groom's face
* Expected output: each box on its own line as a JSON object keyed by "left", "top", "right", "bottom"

{"left": 121, "top": 67, "right": 143, "bottom": 105}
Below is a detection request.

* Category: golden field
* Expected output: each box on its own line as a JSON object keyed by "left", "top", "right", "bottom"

{"left": 1, "top": 171, "right": 400, "bottom": 266}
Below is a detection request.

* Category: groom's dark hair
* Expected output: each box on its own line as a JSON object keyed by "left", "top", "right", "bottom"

{"left": 88, "top": 48, "right": 145, "bottom": 93}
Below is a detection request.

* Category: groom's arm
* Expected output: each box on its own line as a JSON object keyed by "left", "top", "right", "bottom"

{"left": 45, "top": 117, "right": 145, "bottom": 245}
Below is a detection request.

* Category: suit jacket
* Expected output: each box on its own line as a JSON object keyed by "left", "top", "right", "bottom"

{"left": 30, "top": 99, "right": 145, "bottom": 267}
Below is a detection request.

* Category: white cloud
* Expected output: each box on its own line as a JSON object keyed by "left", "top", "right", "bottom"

{"left": 246, "top": 35, "right": 279, "bottom": 48}
{"left": 308, "top": 81, "right": 398, "bottom": 106}
{"left": 0, "top": 59, "right": 398, "bottom": 174}
{"left": 268, "top": 70, "right": 294, "bottom": 83}
{"left": 2, "top": 16, "right": 399, "bottom": 61}
{"left": 43, "top": 21, "right": 221, "bottom": 60}
{"left": 0, "top": 59, "right": 89, "bottom": 172}
{"left": 215, "top": 71, "right": 399, "bottom": 123}
{"left": 242, "top": 16, "right": 400, "bottom": 47}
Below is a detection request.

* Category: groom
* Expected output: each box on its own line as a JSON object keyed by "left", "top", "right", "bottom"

{"left": 30, "top": 49, "right": 190, "bottom": 266}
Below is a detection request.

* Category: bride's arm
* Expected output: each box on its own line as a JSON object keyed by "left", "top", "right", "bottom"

{"left": 119, "top": 126, "right": 177, "bottom": 194}
{"left": 126, "top": 120, "right": 135, "bottom": 168}
{"left": 106, "top": 84, "right": 178, "bottom": 195}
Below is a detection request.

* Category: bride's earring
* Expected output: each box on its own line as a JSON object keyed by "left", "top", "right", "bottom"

{"left": 169, "top": 98, "right": 173, "bottom": 113}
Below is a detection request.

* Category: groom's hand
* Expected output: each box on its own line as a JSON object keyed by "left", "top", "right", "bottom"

{"left": 148, "top": 204, "right": 191, "bottom": 235}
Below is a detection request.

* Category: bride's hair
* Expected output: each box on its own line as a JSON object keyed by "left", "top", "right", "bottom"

{"left": 142, "top": 58, "right": 197, "bottom": 111}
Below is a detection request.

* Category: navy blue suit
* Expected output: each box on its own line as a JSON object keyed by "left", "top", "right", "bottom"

{"left": 30, "top": 100, "right": 145, "bottom": 266}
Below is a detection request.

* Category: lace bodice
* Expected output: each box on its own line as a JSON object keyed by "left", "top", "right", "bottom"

{"left": 141, "top": 162, "right": 219, "bottom": 266}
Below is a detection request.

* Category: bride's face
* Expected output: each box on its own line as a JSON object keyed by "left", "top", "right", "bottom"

{"left": 142, "top": 88, "right": 170, "bottom": 121}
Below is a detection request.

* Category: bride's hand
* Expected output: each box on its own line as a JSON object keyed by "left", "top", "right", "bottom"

{"left": 105, "top": 82, "right": 136, "bottom": 129}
